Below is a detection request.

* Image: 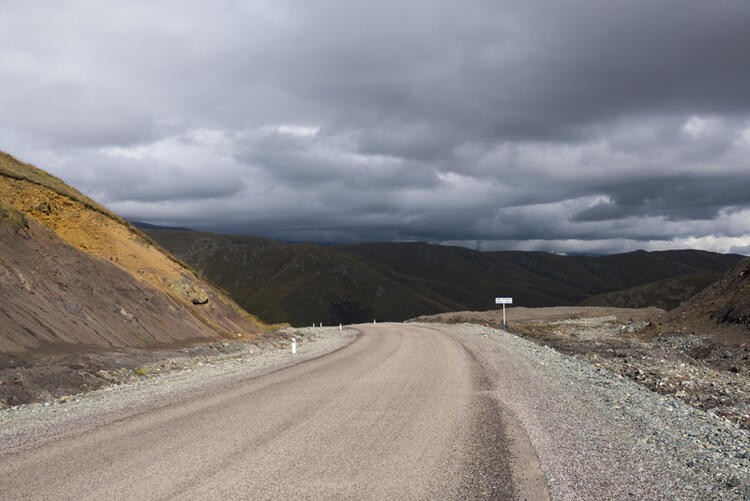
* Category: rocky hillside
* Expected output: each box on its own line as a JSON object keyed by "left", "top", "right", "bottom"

{"left": 0, "top": 151, "right": 265, "bottom": 363}
{"left": 668, "top": 256, "right": 750, "bottom": 336}
{"left": 579, "top": 273, "right": 722, "bottom": 311}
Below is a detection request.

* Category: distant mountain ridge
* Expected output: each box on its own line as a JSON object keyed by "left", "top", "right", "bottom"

{"left": 144, "top": 227, "right": 743, "bottom": 326}
{"left": 131, "top": 221, "right": 195, "bottom": 232}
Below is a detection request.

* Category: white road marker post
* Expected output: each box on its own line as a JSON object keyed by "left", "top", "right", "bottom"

{"left": 339, "top": 323, "right": 342, "bottom": 331}
{"left": 495, "top": 297, "right": 513, "bottom": 332}
{"left": 291, "top": 336, "right": 297, "bottom": 354}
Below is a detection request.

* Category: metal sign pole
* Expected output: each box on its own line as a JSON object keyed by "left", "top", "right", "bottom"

{"left": 503, "top": 303, "right": 506, "bottom": 331}
{"left": 495, "top": 297, "right": 513, "bottom": 332}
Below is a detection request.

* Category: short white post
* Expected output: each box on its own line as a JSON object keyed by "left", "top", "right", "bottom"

{"left": 339, "top": 323, "right": 342, "bottom": 331}
{"left": 291, "top": 337, "right": 297, "bottom": 354}
{"left": 374, "top": 319, "right": 377, "bottom": 324}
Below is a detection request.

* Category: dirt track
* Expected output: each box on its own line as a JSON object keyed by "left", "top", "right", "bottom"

{"left": 0, "top": 324, "right": 547, "bottom": 500}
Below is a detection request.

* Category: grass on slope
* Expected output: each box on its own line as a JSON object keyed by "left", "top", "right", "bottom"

{"left": 0, "top": 151, "right": 123, "bottom": 222}
{"left": 147, "top": 229, "right": 745, "bottom": 327}
{"left": 158, "top": 234, "right": 452, "bottom": 325}
{"left": 0, "top": 201, "right": 28, "bottom": 230}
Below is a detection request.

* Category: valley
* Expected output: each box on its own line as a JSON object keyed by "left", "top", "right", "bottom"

{"left": 1, "top": 151, "right": 749, "bottom": 498}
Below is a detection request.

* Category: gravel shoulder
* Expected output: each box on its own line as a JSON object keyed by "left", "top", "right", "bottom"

{"left": 428, "top": 322, "right": 750, "bottom": 500}
{"left": 414, "top": 307, "right": 750, "bottom": 430}
{"left": 0, "top": 326, "right": 356, "bottom": 452}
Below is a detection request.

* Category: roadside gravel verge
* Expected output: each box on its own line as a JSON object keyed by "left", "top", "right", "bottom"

{"left": 433, "top": 322, "right": 750, "bottom": 500}
{"left": 0, "top": 327, "right": 356, "bottom": 452}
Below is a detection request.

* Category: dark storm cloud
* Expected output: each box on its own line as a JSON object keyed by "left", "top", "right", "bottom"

{"left": 1, "top": 0, "right": 750, "bottom": 254}
{"left": 575, "top": 173, "right": 750, "bottom": 222}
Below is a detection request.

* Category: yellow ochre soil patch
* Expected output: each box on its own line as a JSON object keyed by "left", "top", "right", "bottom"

{"left": 1, "top": 176, "right": 184, "bottom": 289}
{"left": 0, "top": 153, "right": 267, "bottom": 334}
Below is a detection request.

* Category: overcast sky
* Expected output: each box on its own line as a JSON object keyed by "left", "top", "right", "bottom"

{"left": 2, "top": 1, "right": 750, "bottom": 254}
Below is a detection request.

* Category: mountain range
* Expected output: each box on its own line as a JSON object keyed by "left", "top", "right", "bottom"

{"left": 141, "top": 227, "right": 744, "bottom": 326}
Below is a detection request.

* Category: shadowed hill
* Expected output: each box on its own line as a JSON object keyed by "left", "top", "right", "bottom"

{"left": 145, "top": 229, "right": 743, "bottom": 326}
{"left": 0, "top": 151, "right": 266, "bottom": 360}
{"left": 580, "top": 273, "right": 722, "bottom": 310}
{"left": 667, "top": 256, "right": 750, "bottom": 338}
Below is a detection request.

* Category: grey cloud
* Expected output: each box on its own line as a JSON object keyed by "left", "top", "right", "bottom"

{"left": 575, "top": 174, "right": 750, "bottom": 222}
{"left": 62, "top": 150, "right": 246, "bottom": 204}
{"left": 1, "top": 1, "right": 750, "bottom": 254}
{"left": 232, "top": 128, "right": 443, "bottom": 192}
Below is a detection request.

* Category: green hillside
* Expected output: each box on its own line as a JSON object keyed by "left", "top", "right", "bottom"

{"left": 143, "top": 227, "right": 744, "bottom": 326}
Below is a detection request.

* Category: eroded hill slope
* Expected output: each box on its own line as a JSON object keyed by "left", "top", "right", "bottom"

{"left": 0, "top": 151, "right": 265, "bottom": 359}
{"left": 668, "top": 256, "right": 750, "bottom": 337}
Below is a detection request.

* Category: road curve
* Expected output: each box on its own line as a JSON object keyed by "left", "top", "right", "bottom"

{"left": 0, "top": 324, "right": 548, "bottom": 499}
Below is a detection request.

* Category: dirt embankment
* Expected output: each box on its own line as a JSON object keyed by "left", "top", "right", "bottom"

{"left": 412, "top": 307, "right": 750, "bottom": 430}
{"left": 0, "top": 152, "right": 276, "bottom": 408}
{"left": 0, "top": 174, "right": 261, "bottom": 334}
{"left": 0, "top": 217, "right": 262, "bottom": 407}
{"left": 0, "top": 320, "right": 314, "bottom": 410}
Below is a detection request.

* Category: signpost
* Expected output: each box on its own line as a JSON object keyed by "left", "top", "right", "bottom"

{"left": 495, "top": 297, "right": 513, "bottom": 331}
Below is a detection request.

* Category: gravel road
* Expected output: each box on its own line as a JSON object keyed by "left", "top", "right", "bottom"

{"left": 0, "top": 324, "right": 544, "bottom": 500}
{"left": 1, "top": 323, "right": 748, "bottom": 499}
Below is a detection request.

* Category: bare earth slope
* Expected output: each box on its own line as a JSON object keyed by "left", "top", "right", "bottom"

{"left": 0, "top": 220, "right": 239, "bottom": 353}
{"left": 0, "top": 152, "right": 262, "bottom": 340}
{"left": 668, "top": 256, "right": 750, "bottom": 337}
{"left": 0, "top": 151, "right": 265, "bottom": 405}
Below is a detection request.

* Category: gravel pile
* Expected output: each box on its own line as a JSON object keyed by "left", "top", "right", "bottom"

{"left": 593, "top": 348, "right": 750, "bottom": 430}
{"left": 0, "top": 327, "right": 355, "bottom": 451}
{"left": 439, "top": 323, "right": 750, "bottom": 500}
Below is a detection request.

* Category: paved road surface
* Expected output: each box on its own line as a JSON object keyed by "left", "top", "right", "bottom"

{"left": 0, "top": 324, "right": 548, "bottom": 499}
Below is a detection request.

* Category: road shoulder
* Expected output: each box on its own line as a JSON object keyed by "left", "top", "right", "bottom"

{"left": 420, "top": 322, "right": 750, "bottom": 500}
{"left": 0, "top": 327, "right": 357, "bottom": 453}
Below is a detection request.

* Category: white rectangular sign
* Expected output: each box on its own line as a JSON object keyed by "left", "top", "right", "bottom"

{"left": 495, "top": 297, "right": 513, "bottom": 305}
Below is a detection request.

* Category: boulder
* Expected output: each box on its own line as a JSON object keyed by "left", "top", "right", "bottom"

{"left": 32, "top": 200, "right": 51, "bottom": 214}
{"left": 172, "top": 279, "right": 209, "bottom": 305}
